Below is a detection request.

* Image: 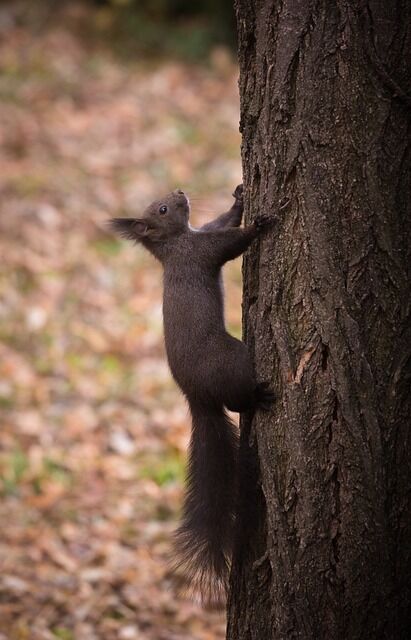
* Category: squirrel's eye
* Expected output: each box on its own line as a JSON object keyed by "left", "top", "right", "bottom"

{"left": 159, "top": 205, "right": 168, "bottom": 214}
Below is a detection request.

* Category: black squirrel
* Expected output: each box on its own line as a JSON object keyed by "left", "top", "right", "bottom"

{"left": 109, "top": 185, "right": 274, "bottom": 606}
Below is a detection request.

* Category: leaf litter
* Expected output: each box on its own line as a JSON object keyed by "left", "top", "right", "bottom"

{"left": 0, "top": 6, "right": 243, "bottom": 640}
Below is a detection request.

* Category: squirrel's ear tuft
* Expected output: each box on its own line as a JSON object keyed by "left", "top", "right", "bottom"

{"left": 108, "top": 218, "right": 148, "bottom": 242}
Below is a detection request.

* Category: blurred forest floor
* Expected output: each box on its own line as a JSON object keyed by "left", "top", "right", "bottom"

{"left": 0, "top": 2, "right": 242, "bottom": 639}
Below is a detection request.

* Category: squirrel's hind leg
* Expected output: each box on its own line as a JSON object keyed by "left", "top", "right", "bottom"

{"left": 222, "top": 367, "right": 256, "bottom": 413}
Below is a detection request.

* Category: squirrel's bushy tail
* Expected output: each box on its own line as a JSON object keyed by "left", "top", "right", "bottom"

{"left": 174, "top": 403, "right": 239, "bottom": 607}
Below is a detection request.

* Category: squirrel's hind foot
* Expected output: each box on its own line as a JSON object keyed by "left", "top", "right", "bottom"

{"left": 255, "top": 381, "right": 275, "bottom": 411}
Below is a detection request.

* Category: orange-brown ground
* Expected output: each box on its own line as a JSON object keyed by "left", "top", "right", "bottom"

{"left": 0, "top": 6, "right": 242, "bottom": 639}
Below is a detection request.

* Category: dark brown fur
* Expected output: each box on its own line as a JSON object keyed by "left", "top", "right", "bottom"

{"left": 110, "top": 186, "right": 273, "bottom": 606}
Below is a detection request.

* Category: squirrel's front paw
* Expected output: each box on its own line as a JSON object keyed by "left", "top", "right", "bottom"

{"left": 232, "top": 184, "right": 243, "bottom": 202}
{"left": 254, "top": 214, "right": 275, "bottom": 231}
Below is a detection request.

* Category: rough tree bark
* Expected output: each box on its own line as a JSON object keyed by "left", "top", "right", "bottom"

{"left": 227, "top": 2, "right": 410, "bottom": 639}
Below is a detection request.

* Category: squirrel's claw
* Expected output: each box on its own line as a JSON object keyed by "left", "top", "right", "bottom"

{"left": 254, "top": 197, "right": 290, "bottom": 231}
{"left": 254, "top": 214, "right": 275, "bottom": 231}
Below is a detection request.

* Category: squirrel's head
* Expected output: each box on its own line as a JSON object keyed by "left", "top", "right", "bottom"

{"left": 109, "top": 189, "right": 190, "bottom": 243}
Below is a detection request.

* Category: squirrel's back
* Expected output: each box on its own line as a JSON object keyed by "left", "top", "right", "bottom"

{"left": 162, "top": 234, "right": 226, "bottom": 388}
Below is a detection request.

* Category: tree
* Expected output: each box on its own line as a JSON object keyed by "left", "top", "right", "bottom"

{"left": 227, "top": 1, "right": 411, "bottom": 638}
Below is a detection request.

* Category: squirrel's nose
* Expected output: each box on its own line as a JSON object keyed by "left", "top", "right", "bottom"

{"left": 175, "top": 189, "right": 185, "bottom": 195}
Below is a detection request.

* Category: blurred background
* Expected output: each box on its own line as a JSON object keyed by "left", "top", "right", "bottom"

{"left": 0, "top": 1, "right": 242, "bottom": 638}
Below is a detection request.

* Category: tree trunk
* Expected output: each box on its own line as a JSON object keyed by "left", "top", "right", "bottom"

{"left": 227, "top": 2, "right": 411, "bottom": 639}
